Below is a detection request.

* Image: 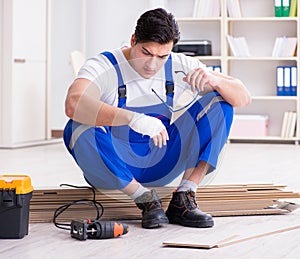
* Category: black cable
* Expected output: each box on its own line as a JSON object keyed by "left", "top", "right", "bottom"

{"left": 53, "top": 184, "right": 104, "bottom": 231}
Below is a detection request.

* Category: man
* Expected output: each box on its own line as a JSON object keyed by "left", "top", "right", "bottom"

{"left": 64, "top": 8, "right": 251, "bottom": 229}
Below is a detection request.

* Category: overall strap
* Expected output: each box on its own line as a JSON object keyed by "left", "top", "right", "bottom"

{"left": 164, "top": 55, "right": 174, "bottom": 106}
{"left": 101, "top": 51, "right": 174, "bottom": 108}
{"left": 101, "top": 51, "right": 126, "bottom": 107}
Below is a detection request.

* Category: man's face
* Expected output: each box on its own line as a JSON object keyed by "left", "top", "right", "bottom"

{"left": 129, "top": 37, "right": 173, "bottom": 79}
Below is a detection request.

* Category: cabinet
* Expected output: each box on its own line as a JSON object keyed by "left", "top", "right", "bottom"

{"left": 0, "top": 0, "right": 49, "bottom": 147}
{"left": 168, "top": 0, "right": 300, "bottom": 143}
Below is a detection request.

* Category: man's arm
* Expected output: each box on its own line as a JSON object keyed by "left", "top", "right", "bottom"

{"left": 64, "top": 78, "right": 169, "bottom": 147}
{"left": 65, "top": 78, "right": 135, "bottom": 126}
{"left": 183, "top": 68, "right": 252, "bottom": 108}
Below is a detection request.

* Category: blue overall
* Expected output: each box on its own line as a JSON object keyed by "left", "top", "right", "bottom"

{"left": 63, "top": 52, "right": 234, "bottom": 190}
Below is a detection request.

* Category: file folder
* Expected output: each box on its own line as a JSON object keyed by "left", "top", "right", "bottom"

{"left": 276, "top": 66, "right": 284, "bottom": 96}
{"left": 207, "top": 66, "right": 222, "bottom": 73}
{"left": 290, "top": 66, "right": 297, "bottom": 96}
{"left": 213, "top": 66, "right": 222, "bottom": 73}
{"left": 274, "top": 0, "right": 282, "bottom": 17}
{"left": 284, "top": 66, "right": 291, "bottom": 96}
{"left": 282, "top": 0, "right": 290, "bottom": 17}
{"left": 289, "top": 0, "right": 298, "bottom": 17}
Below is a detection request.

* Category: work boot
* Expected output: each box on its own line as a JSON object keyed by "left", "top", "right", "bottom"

{"left": 166, "top": 190, "right": 214, "bottom": 228}
{"left": 134, "top": 189, "right": 169, "bottom": 229}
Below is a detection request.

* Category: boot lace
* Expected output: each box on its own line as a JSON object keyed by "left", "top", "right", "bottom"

{"left": 186, "top": 191, "right": 198, "bottom": 209}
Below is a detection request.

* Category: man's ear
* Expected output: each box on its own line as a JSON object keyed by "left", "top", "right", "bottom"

{"left": 130, "top": 34, "right": 136, "bottom": 46}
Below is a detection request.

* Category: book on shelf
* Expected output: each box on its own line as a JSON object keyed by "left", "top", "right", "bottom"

{"left": 207, "top": 65, "right": 222, "bottom": 73}
{"left": 193, "top": 0, "right": 221, "bottom": 18}
{"left": 290, "top": 66, "right": 297, "bottom": 96}
{"left": 274, "top": 0, "right": 297, "bottom": 17}
{"left": 227, "top": 35, "right": 250, "bottom": 57}
{"left": 272, "top": 37, "right": 297, "bottom": 57}
{"left": 227, "top": 0, "right": 242, "bottom": 18}
{"left": 283, "top": 66, "right": 291, "bottom": 96}
{"left": 282, "top": 0, "right": 291, "bottom": 17}
{"left": 289, "top": 0, "right": 298, "bottom": 17}
{"left": 281, "top": 111, "right": 297, "bottom": 138}
{"left": 276, "top": 66, "right": 297, "bottom": 96}
{"left": 274, "top": 0, "right": 283, "bottom": 17}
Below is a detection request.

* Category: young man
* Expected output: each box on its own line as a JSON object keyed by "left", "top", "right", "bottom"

{"left": 64, "top": 8, "right": 251, "bottom": 229}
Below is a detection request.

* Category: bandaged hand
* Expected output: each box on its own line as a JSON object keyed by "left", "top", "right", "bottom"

{"left": 128, "top": 113, "right": 169, "bottom": 148}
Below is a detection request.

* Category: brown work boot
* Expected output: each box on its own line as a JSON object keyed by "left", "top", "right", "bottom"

{"left": 134, "top": 189, "right": 169, "bottom": 229}
{"left": 166, "top": 190, "right": 214, "bottom": 228}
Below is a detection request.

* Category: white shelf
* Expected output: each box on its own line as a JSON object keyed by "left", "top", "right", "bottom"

{"left": 229, "top": 136, "right": 298, "bottom": 143}
{"left": 227, "top": 57, "right": 298, "bottom": 61}
{"left": 252, "top": 96, "right": 298, "bottom": 101}
{"left": 170, "top": 0, "right": 300, "bottom": 143}
{"left": 227, "top": 17, "right": 298, "bottom": 22}
{"left": 195, "top": 56, "right": 222, "bottom": 60}
{"left": 177, "top": 17, "right": 222, "bottom": 22}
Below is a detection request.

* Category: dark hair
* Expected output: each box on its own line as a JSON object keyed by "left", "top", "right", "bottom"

{"left": 134, "top": 8, "right": 180, "bottom": 45}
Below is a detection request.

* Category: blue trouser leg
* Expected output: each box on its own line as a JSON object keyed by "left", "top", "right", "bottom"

{"left": 63, "top": 92, "right": 233, "bottom": 189}
{"left": 64, "top": 121, "right": 135, "bottom": 189}
{"left": 140, "top": 92, "right": 234, "bottom": 186}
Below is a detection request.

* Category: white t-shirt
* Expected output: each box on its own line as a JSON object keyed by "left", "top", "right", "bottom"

{"left": 77, "top": 48, "right": 207, "bottom": 108}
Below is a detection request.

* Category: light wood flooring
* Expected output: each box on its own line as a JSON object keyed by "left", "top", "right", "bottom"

{"left": 0, "top": 141, "right": 300, "bottom": 258}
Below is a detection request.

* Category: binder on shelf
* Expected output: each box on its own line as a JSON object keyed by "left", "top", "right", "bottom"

{"left": 272, "top": 37, "right": 297, "bottom": 57}
{"left": 277, "top": 66, "right": 298, "bottom": 96}
{"left": 281, "top": 111, "right": 297, "bottom": 138}
{"left": 227, "top": 35, "right": 238, "bottom": 56}
{"left": 207, "top": 65, "right": 222, "bottom": 73}
{"left": 282, "top": 0, "right": 291, "bottom": 17}
{"left": 227, "top": 0, "right": 242, "bottom": 18}
{"left": 213, "top": 65, "right": 222, "bottom": 73}
{"left": 274, "top": 0, "right": 282, "bottom": 17}
{"left": 281, "top": 111, "right": 289, "bottom": 137}
{"left": 284, "top": 66, "right": 291, "bottom": 96}
{"left": 290, "top": 66, "right": 297, "bottom": 96}
{"left": 276, "top": 66, "right": 284, "bottom": 96}
{"left": 193, "top": 0, "right": 221, "bottom": 18}
{"left": 289, "top": 0, "right": 298, "bottom": 17}
{"left": 227, "top": 35, "right": 250, "bottom": 57}
{"left": 288, "top": 112, "right": 297, "bottom": 137}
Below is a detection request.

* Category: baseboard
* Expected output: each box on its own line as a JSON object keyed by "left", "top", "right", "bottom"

{"left": 51, "top": 130, "right": 64, "bottom": 138}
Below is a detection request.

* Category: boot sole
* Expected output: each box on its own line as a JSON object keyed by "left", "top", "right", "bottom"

{"left": 142, "top": 217, "right": 169, "bottom": 229}
{"left": 168, "top": 217, "right": 214, "bottom": 228}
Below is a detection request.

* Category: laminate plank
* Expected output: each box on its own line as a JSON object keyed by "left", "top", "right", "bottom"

{"left": 1, "top": 210, "right": 299, "bottom": 259}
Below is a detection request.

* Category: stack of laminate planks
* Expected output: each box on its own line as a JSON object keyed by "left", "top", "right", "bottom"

{"left": 29, "top": 184, "right": 300, "bottom": 223}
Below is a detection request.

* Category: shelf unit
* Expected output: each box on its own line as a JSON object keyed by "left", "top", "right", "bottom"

{"left": 168, "top": 0, "right": 300, "bottom": 143}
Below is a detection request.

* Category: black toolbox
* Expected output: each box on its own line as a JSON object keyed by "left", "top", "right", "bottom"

{"left": 0, "top": 175, "right": 33, "bottom": 238}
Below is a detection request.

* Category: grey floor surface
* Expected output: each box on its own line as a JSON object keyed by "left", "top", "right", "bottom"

{"left": 0, "top": 141, "right": 300, "bottom": 258}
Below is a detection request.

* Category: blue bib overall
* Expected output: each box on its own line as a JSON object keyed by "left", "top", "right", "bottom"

{"left": 63, "top": 52, "right": 233, "bottom": 190}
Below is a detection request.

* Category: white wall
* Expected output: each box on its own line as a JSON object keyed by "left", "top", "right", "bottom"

{"left": 85, "top": 0, "right": 149, "bottom": 57}
{"left": 50, "top": 0, "right": 150, "bottom": 130}
{"left": 49, "top": 0, "right": 82, "bottom": 130}
{"left": 50, "top": 0, "right": 175, "bottom": 130}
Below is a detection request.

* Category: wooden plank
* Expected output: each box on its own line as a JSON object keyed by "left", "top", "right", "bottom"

{"left": 163, "top": 225, "right": 300, "bottom": 249}
{"left": 28, "top": 184, "right": 300, "bottom": 223}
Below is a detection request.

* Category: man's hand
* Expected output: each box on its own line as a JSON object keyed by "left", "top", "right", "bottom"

{"left": 183, "top": 68, "right": 220, "bottom": 93}
{"left": 129, "top": 113, "right": 169, "bottom": 148}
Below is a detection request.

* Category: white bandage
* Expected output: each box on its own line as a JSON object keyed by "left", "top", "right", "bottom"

{"left": 128, "top": 113, "right": 166, "bottom": 138}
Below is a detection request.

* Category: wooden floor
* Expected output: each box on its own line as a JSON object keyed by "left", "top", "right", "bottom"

{"left": 0, "top": 142, "right": 300, "bottom": 258}
{"left": 1, "top": 211, "right": 300, "bottom": 258}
